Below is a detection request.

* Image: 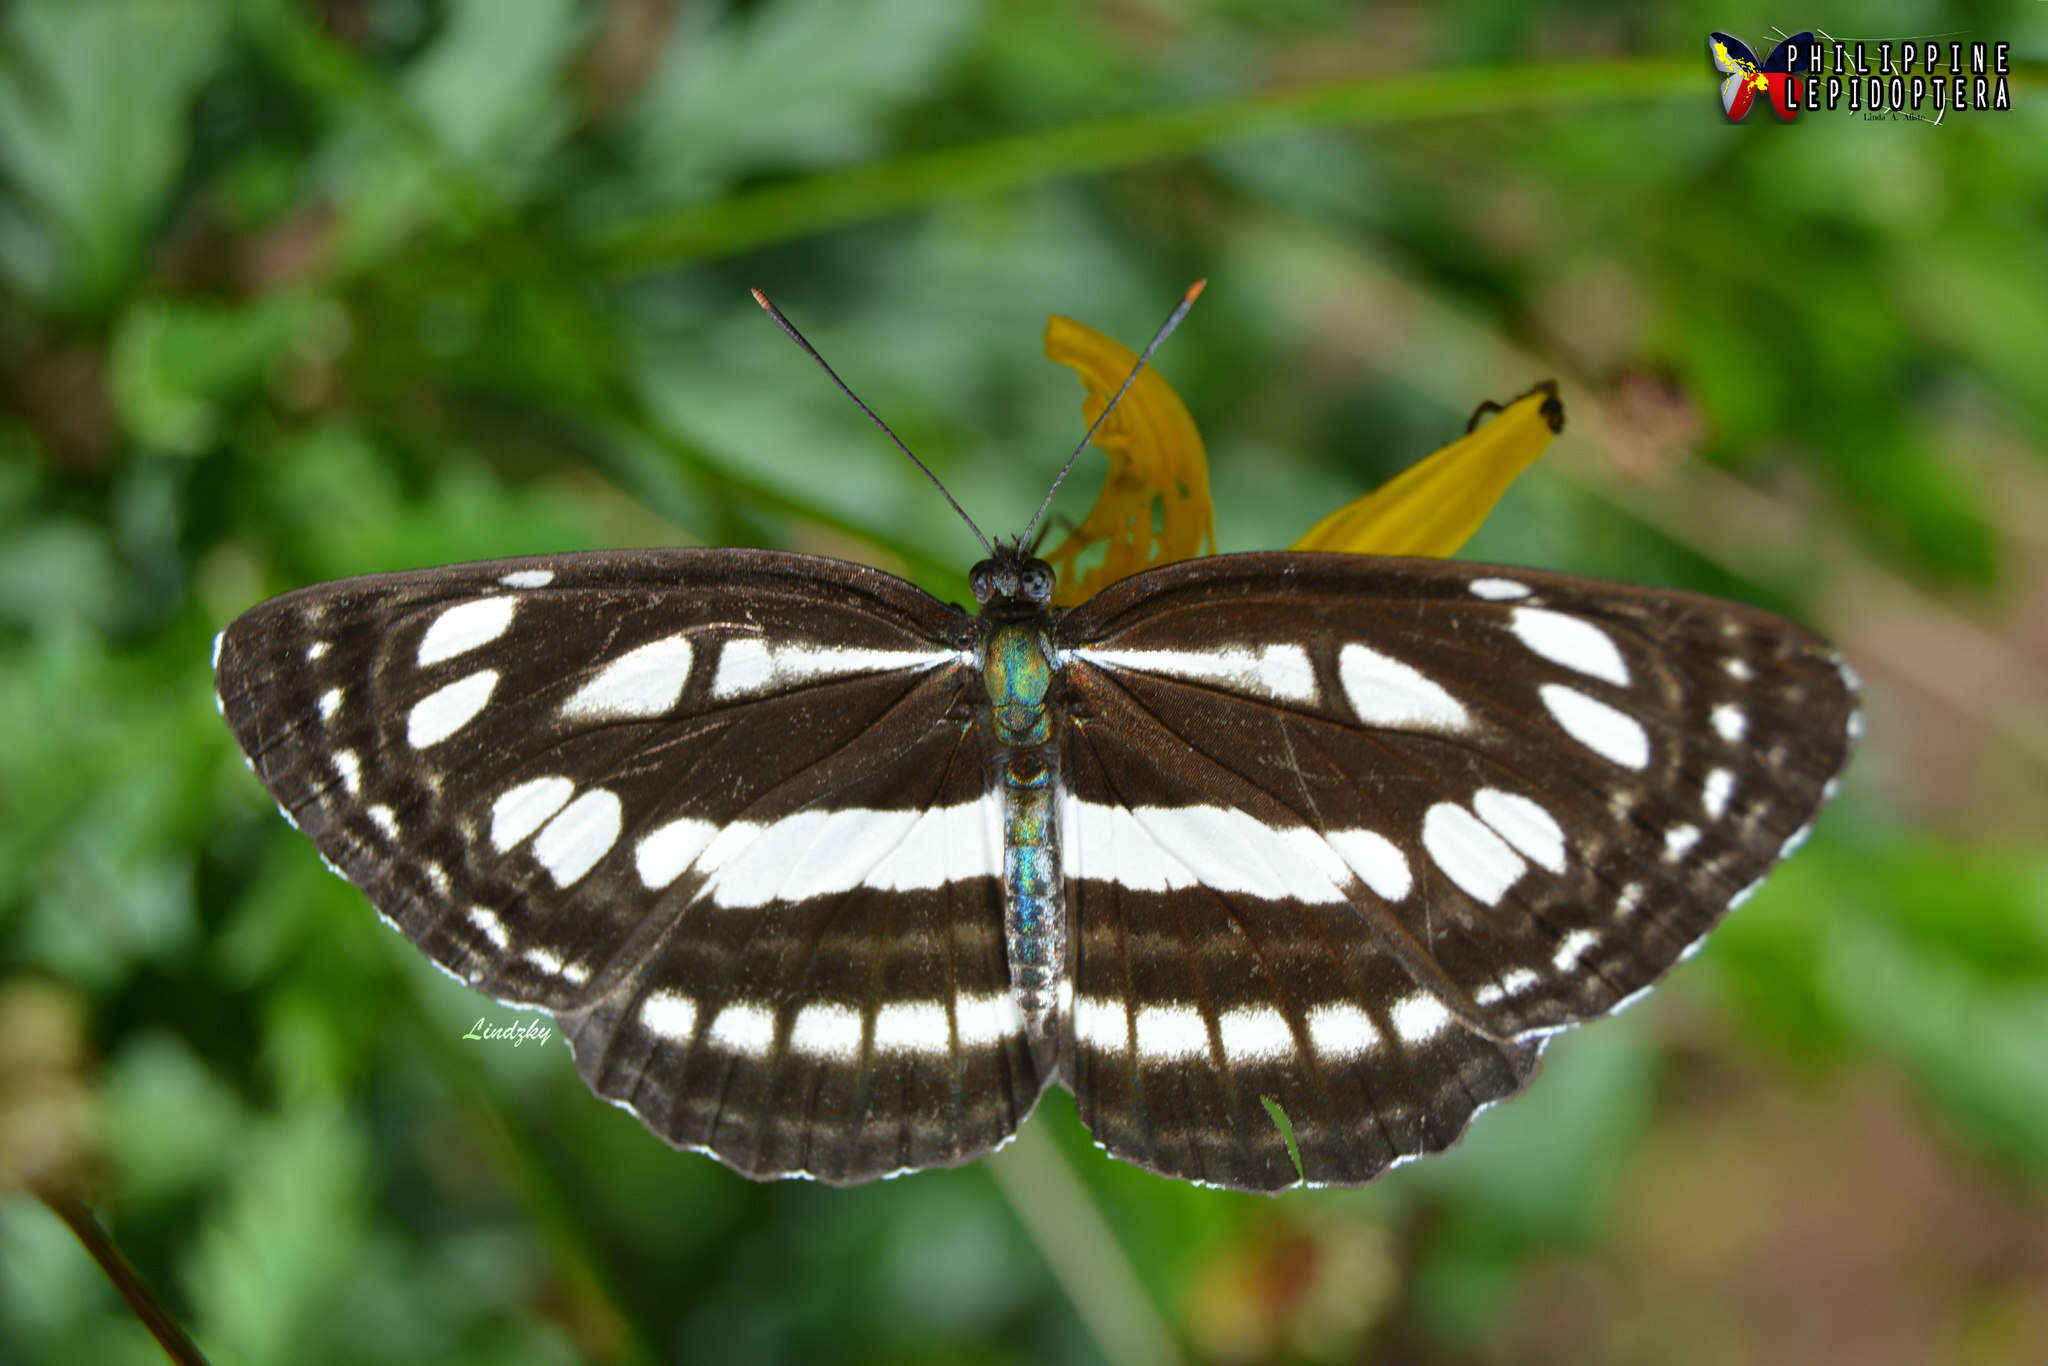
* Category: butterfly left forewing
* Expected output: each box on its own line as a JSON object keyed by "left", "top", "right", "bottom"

{"left": 1055, "top": 551, "right": 1856, "bottom": 1190}
{"left": 217, "top": 549, "right": 1047, "bottom": 1182}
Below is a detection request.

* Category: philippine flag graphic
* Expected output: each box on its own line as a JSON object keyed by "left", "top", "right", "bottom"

{"left": 1709, "top": 31, "right": 1817, "bottom": 121}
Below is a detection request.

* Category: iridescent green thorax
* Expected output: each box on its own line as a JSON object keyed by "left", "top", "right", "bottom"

{"left": 983, "top": 622, "right": 1054, "bottom": 746}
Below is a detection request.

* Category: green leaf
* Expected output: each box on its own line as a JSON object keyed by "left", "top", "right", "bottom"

{"left": 1260, "top": 1096, "right": 1306, "bottom": 1185}
{"left": 110, "top": 295, "right": 343, "bottom": 454}
{"left": 619, "top": 0, "right": 984, "bottom": 207}
{"left": 0, "top": 0, "right": 227, "bottom": 314}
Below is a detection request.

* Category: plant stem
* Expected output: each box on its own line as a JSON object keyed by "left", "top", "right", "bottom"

{"left": 591, "top": 58, "right": 1700, "bottom": 273}
{"left": 31, "top": 1179, "right": 210, "bottom": 1366}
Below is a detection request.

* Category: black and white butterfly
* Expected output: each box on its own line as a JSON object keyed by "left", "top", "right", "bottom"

{"left": 214, "top": 311, "right": 1858, "bottom": 1193}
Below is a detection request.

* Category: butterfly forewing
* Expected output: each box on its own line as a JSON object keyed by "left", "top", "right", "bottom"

{"left": 1054, "top": 552, "right": 1856, "bottom": 1189}
{"left": 216, "top": 549, "right": 1048, "bottom": 1182}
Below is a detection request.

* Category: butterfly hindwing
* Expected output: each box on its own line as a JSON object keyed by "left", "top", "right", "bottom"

{"left": 216, "top": 549, "right": 1048, "bottom": 1182}
{"left": 1054, "top": 551, "right": 1857, "bottom": 1189}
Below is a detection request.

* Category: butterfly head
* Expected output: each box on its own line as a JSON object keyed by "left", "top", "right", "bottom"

{"left": 969, "top": 542, "right": 1056, "bottom": 615}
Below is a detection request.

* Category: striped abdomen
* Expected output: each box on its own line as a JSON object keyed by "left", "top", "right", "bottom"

{"left": 980, "top": 620, "right": 1065, "bottom": 1045}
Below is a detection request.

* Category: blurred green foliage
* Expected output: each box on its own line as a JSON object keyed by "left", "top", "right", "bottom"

{"left": 3, "top": 1, "right": 2045, "bottom": 1363}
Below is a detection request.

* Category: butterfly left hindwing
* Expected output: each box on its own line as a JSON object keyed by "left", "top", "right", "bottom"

{"left": 215, "top": 549, "right": 1049, "bottom": 1183}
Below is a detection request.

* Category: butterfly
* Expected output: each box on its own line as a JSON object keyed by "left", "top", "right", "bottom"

{"left": 1709, "top": 30, "right": 1818, "bottom": 121}
{"left": 213, "top": 295, "right": 1858, "bottom": 1192}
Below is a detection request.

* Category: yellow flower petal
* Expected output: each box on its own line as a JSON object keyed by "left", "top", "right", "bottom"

{"left": 1291, "top": 381, "right": 1564, "bottom": 557}
{"left": 1040, "top": 315, "right": 1214, "bottom": 606}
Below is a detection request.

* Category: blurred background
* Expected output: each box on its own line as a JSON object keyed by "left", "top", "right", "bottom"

{"left": 3, "top": 1, "right": 2045, "bottom": 1363}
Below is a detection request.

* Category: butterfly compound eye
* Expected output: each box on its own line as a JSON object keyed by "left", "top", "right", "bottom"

{"left": 1020, "top": 562, "right": 1054, "bottom": 604}
{"left": 968, "top": 562, "right": 997, "bottom": 604}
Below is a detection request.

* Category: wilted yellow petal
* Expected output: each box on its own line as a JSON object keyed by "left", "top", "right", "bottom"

{"left": 1040, "top": 316, "right": 1214, "bottom": 606}
{"left": 1292, "top": 381, "right": 1563, "bottom": 557}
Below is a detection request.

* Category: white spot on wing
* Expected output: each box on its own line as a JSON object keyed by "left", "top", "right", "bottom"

{"left": 1060, "top": 802, "right": 1352, "bottom": 903}
{"left": 1422, "top": 802, "right": 1527, "bottom": 905}
{"left": 696, "top": 800, "right": 1000, "bottom": 907}
{"left": 1552, "top": 928, "right": 1598, "bottom": 971}
{"left": 367, "top": 804, "right": 399, "bottom": 838}
{"left": 1510, "top": 607, "right": 1631, "bottom": 686}
{"left": 211, "top": 630, "right": 225, "bottom": 669}
{"left": 789, "top": 1003, "right": 863, "bottom": 1060}
{"left": 1702, "top": 768, "right": 1735, "bottom": 819}
{"left": 641, "top": 991, "right": 696, "bottom": 1041}
{"left": 318, "top": 687, "right": 342, "bottom": 722}
{"left": 1325, "top": 828, "right": 1412, "bottom": 901}
{"left": 1540, "top": 684, "right": 1650, "bottom": 769}
{"left": 1729, "top": 878, "right": 1764, "bottom": 910}
{"left": 306, "top": 641, "right": 328, "bottom": 661}
{"left": 1725, "top": 658, "right": 1753, "bottom": 682}
{"left": 1135, "top": 1005, "right": 1209, "bottom": 1061}
{"left": 491, "top": 776, "right": 575, "bottom": 852}
{"left": 711, "top": 638, "right": 953, "bottom": 698}
{"left": 956, "top": 991, "right": 1024, "bottom": 1046}
{"left": 532, "top": 788, "right": 623, "bottom": 887}
{"left": 561, "top": 635, "right": 693, "bottom": 721}
{"left": 500, "top": 569, "right": 554, "bottom": 588}
{"left": 1338, "top": 643, "right": 1469, "bottom": 732}
{"left": 417, "top": 597, "right": 516, "bottom": 667}
{"left": 407, "top": 669, "right": 499, "bottom": 748}
{"left": 1076, "top": 644, "right": 1316, "bottom": 702}
{"left": 1711, "top": 703, "right": 1747, "bottom": 742}
{"left": 467, "top": 905, "right": 509, "bottom": 950}
{"left": 1073, "top": 996, "right": 1128, "bottom": 1052}
{"left": 1306, "top": 1002, "right": 1378, "bottom": 1059}
{"left": 1779, "top": 823, "right": 1813, "bottom": 859}
{"left": 1391, "top": 995, "right": 1452, "bottom": 1044}
{"left": 874, "top": 1001, "right": 950, "bottom": 1055}
{"left": 708, "top": 1003, "right": 775, "bottom": 1056}
{"left": 331, "top": 749, "right": 362, "bottom": 796}
{"left": 1469, "top": 578, "right": 1531, "bottom": 600}
{"left": 1664, "top": 823, "right": 1701, "bottom": 861}
{"left": 1472, "top": 789, "right": 1566, "bottom": 873}
{"left": 635, "top": 816, "right": 719, "bottom": 890}
{"left": 1218, "top": 1005, "right": 1293, "bottom": 1063}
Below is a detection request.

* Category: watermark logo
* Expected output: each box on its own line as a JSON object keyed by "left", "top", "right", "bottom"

{"left": 1709, "top": 29, "right": 2014, "bottom": 123}
{"left": 1710, "top": 31, "right": 1820, "bottom": 120}
{"left": 463, "top": 1016, "right": 552, "bottom": 1047}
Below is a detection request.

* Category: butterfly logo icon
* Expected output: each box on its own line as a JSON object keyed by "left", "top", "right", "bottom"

{"left": 1709, "top": 30, "right": 1817, "bottom": 121}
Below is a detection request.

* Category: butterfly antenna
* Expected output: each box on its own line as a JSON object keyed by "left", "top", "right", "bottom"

{"left": 751, "top": 289, "right": 993, "bottom": 557}
{"left": 1021, "top": 278, "right": 1206, "bottom": 550}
